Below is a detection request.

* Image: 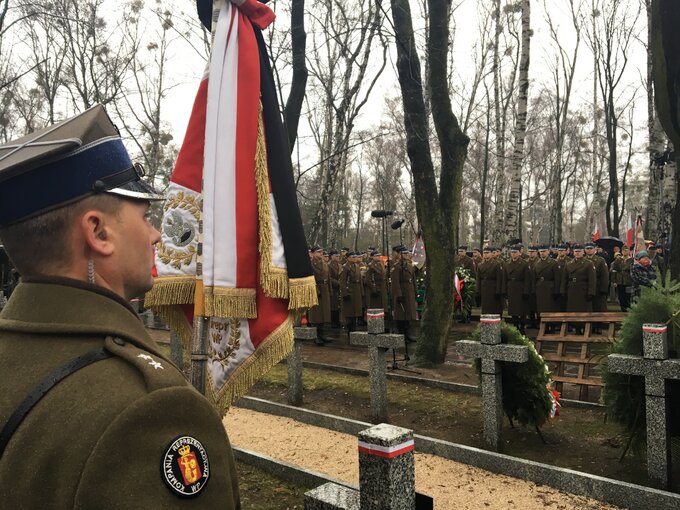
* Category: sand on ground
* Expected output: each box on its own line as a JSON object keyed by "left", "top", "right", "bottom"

{"left": 224, "top": 407, "right": 620, "bottom": 510}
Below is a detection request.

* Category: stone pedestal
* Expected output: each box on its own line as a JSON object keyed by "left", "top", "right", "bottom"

{"left": 358, "top": 423, "right": 415, "bottom": 510}
{"left": 455, "top": 315, "right": 528, "bottom": 452}
{"left": 367, "top": 309, "right": 385, "bottom": 334}
{"left": 350, "top": 331, "right": 404, "bottom": 423}
{"left": 288, "top": 327, "right": 317, "bottom": 406}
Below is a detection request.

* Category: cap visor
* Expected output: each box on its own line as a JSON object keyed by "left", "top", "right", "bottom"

{"left": 107, "top": 179, "right": 164, "bottom": 201}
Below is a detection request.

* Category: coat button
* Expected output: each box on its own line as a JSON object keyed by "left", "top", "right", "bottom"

{"left": 113, "top": 337, "right": 126, "bottom": 346}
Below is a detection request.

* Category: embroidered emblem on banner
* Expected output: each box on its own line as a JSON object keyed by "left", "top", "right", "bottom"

{"left": 162, "top": 436, "right": 210, "bottom": 497}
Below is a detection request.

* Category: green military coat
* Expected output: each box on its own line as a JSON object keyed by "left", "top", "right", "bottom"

{"left": 308, "top": 257, "right": 331, "bottom": 324}
{"left": 561, "top": 258, "right": 596, "bottom": 312}
{"left": 505, "top": 258, "right": 532, "bottom": 316}
{"left": 0, "top": 278, "right": 240, "bottom": 509}
{"left": 555, "top": 255, "right": 569, "bottom": 311}
{"left": 328, "top": 259, "right": 342, "bottom": 312}
{"left": 588, "top": 255, "right": 610, "bottom": 312}
{"left": 454, "top": 254, "right": 475, "bottom": 274}
{"left": 611, "top": 255, "right": 632, "bottom": 286}
{"left": 390, "top": 261, "right": 417, "bottom": 321}
{"left": 533, "top": 257, "right": 562, "bottom": 313}
{"left": 365, "top": 260, "right": 388, "bottom": 310}
{"left": 476, "top": 259, "right": 505, "bottom": 315}
{"left": 340, "top": 263, "right": 364, "bottom": 318}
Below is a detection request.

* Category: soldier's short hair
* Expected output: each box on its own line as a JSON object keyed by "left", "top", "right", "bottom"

{"left": 0, "top": 194, "right": 122, "bottom": 277}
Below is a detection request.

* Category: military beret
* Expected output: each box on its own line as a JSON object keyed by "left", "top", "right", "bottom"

{"left": 0, "top": 105, "right": 163, "bottom": 227}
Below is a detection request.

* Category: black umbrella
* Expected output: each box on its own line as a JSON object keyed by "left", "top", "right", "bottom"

{"left": 594, "top": 236, "right": 624, "bottom": 251}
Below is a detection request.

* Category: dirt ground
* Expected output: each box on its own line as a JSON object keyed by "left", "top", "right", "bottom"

{"left": 225, "top": 407, "right": 620, "bottom": 510}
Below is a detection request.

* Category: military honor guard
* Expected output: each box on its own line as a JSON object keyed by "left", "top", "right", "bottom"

{"left": 365, "top": 250, "right": 388, "bottom": 310}
{"left": 328, "top": 249, "right": 342, "bottom": 327}
{"left": 555, "top": 244, "right": 570, "bottom": 311}
{"left": 340, "top": 251, "right": 364, "bottom": 334}
{"left": 610, "top": 245, "right": 632, "bottom": 311}
{"left": 534, "top": 245, "right": 562, "bottom": 314}
{"left": 308, "top": 246, "right": 332, "bottom": 345}
{"left": 561, "top": 244, "right": 596, "bottom": 312}
{"left": 505, "top": 245, "right": 532, "bottom": 333}
{"left": 476, "top": 247, "right": 505, "bottom": 315}
{"left": 391, "top": 246, "right": 418, "bottom": 341}
{"left": 585, "top": 242, "right": 609, "bottom": 312}
{"left": 0, "top": 106, "right": 240, "bottom": 508}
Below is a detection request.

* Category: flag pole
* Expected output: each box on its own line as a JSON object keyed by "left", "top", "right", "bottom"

{"left": 191, "top": 316, "right": 210, "bottom": 395}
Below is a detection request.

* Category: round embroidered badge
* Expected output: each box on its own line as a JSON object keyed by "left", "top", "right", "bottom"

{"left": 162, "top": 436, "right": 210, "bottom": 497}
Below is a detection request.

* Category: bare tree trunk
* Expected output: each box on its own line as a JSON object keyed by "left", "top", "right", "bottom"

{"left": 504, "top": 0, "right": 530, "bottom": 240}
{"left": 390, "top": 0, "right": 469, "bottom": 364}
{"left": 491, "top": 0, "right": 505, "bottom": 243}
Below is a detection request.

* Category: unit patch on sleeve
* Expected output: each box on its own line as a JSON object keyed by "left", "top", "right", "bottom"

{"left": 162, "top": 436, "right": 210, "bottom": 497}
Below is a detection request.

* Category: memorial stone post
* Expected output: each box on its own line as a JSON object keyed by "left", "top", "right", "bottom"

{"left": 288, "top": 326, "right": 317, "bottom": 406}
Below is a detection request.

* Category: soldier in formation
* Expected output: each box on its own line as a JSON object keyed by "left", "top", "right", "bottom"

{"left": 328, "top": 249, "right": 342, "bottom": 327}
{"left": 365, "top": 250, "right": 388, "bottom": 310}
{"left": 308, "top": 246, "right": 331, "bottom": 345}
{"left": 505, "top": 245, "right": 532, "bottom": 333}
{"left": 476, "top": 247, "right": 505, "bottom": 315}
{"left": 340, "top": 251, "right": 364, "bottom": 334}
{"left": 561, "top": 245, "right": 596, "bottom": 312}
{"left": 610, "top": 245, "right": 632, "bottom": 311}
{"left": 391, "top": 247, "right": 418, "bottom": 341}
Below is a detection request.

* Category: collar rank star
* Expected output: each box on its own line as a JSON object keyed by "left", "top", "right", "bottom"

{"left": 162, "top": 436, "right": 210, "bottom": 497}
{"left": 137, "top": 353, "right": 164, "bottom": 369}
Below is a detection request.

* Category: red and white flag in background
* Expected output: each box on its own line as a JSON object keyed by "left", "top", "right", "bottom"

{"left": 592, "top": 222, "right": 600, "bottom": 241}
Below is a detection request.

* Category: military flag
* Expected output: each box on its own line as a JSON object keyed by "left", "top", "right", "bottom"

{"left": 145, "top": 0, "right": 316, "bottom": 411}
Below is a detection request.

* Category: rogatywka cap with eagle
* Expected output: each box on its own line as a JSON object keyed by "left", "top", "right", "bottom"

{"left": 0, "top": 104, "right": 164, "bottom": 228}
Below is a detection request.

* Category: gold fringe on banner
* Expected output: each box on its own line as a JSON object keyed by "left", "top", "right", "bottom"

{"left": 204, "top": 286, "right": 257, "bottom": 318}
{"left": 153, "top": 305, "right": 194, "bottom": 347}
{"left": 144, "top": 276, "right": 196, "bottom": 307}
{"left": 254, "top": 103, "right": 289, "bottom": 299}
{"left": 208, "top": 314, "right": 294, "bottom": 413}
{"left": 288, "top": 276, "right": 318, "bottom": 310}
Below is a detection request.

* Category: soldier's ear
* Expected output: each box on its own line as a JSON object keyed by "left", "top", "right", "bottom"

{"left": 80, "top": 210, "right": 115, "bottom": 257}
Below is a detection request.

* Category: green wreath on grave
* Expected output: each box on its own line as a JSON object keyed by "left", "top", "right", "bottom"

{"left": 472, "top": 322, "right": 555, "bottom": 432}
{"left": 601, "top": 283, "right": 680, "bottom": 458}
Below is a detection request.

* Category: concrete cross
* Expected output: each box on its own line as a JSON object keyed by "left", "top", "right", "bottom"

{"left": 455, "top": 315, "right": 529, "bottom": 452}
{"left": 607, "top": 324, "right": 680, "bottom": 490}
{"left": 350, "top": 309, "right": 404, "bottom": 423}
{"left": 288, "top": 327, "right": 317, "bottom": 406}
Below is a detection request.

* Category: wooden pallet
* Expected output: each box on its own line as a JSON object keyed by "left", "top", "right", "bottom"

{"left": 536, "top": 312, "right": 626, "bottom": 401}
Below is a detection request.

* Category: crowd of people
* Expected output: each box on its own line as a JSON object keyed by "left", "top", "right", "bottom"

{"left": 457, "top": 241, "right": 666, "bottom": 333}
{"left": 306, "top": 245, "right": 419, "bottom": 345}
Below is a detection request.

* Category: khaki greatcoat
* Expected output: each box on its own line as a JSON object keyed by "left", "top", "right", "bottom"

{"left": 0, "top": 278, "right": 240, "bottom": 509}
{"left": 308, "top": 257, "right": 331, "bottom": 324}
{"left": 340, "top": 263, "right": 364, "bottom": 318}
{"left": 588, "top": 254, "right": 610, "bottom": 312}
{"left": 533, "top": 257, "right": 562, "bottom": 313}
{"left": 365, "top": 259, "right": 388, "bottom": 310}
{"left": 390, "top": 261, "right": 417, "bottom": 321}
{"left": 505, "top": 258, "right": 532, "bottom": 316}
{"left": 561, "top": 258, "right": 596, "bottom": 312}
{"left": 328, "top": 259, "right": 342, "bottom": 312}
{"left": 476, "top": 259, "right": 505, "bottom": 315}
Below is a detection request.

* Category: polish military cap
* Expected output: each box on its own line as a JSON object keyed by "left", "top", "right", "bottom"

{"left": 457, "top": 245, "right": 467, "bottom": 251}
{"left": 329, "top": 249, "right": 339, "bottom": 256}
{"left": 483, "top": 246, "right": 493, "bottom": 253}
{"left": 472, "top": 247, "right": 481, "bottom": 253}
{"left": 528, "top": 246, "right": 538, "bottom": 252}
{"left": 509, "top": 245, "right": 520, "bottom": 252}
{"left": 557, "top": 244, "right": 567, "bottom": 251}
{"left": 310, "top": 245, "right": 323, "bottom": 253}
{"left": 392, "top": 245, "right": 402, "bottom": 252}
{"left": 0, "top": 105, "right": 163, "bottom": 227}
{"left": 538, "top": 244, "right": 550, "bottom": 251}
{"left": 341, "top": 247, "right": 350, "bottom": 252}
{"left": 370, "top": 250, "right": 381, "bottom": 257}
{"left": 399, "top": 246, "right": 411, "bottom": 254}
{"left": 572, "top": 244, "right": 585, "bottom": 251}
{"left": 584, "top": 242, "right": 596, "bottom": 249}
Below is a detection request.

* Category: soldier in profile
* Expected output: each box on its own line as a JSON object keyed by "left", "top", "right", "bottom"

{"left": 0, "top": 106, "right": 240, "bottom": 508}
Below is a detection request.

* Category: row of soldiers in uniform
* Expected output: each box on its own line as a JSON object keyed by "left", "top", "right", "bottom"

{"left": 455, "top": 242, "right": 612, "bottom": 333}
{"left": 307, "top": 245, "right": 418, "bottom": 345}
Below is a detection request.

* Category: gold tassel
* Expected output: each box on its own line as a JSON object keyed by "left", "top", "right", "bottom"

{"left": 144, "top": 276, "right": 196, "bottom": 307}
{"left": 204, "top": 287, "right": 257, "bottom": 318}
{"left": 254, "top": 103, "right": 290, "bottom": 299}
{"left": 208, "top": 315, "right": 294, "bottom": 413}
{"left": 288, "top": 276, "right": 318, "bottom": 310}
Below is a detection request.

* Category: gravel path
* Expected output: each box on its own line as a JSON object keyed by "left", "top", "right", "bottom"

{"left": 224, "top": 407, "right": 620, "bottom": 510}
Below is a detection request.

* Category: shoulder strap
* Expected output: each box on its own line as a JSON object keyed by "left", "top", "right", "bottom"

{"left": 0, "top": 346, "right": 113, "bottom": 459}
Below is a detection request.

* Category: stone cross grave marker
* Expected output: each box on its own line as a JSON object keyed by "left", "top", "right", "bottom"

{"left": 288, "top": 327, "right": 317, "bottom": 406}
{"left": 305, "top": 423, "right": 428, "bottom": 510}
{"left": 455, "top": 315, "right": 529, "bottom": 452}
{"left": 350, "top": 309, "right": 404, "bottom": 423}
{"left": 607, "top": 323, "right": 680, "bottom": 490}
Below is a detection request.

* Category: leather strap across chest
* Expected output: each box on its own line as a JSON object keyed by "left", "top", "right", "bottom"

{"left": 0, "top": 346, "right": 113, "bottom": 459}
